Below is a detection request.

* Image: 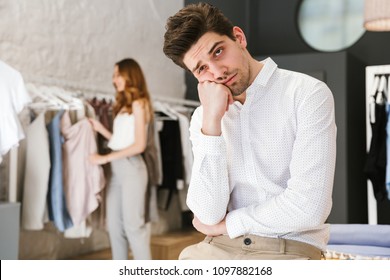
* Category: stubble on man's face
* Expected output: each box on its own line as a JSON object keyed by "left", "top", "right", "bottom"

{"left": 227, "top": 60, "right": 251, "bottom": 97}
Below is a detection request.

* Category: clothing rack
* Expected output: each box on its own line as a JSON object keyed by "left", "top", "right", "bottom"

{"left": 25, "top": 75, "right": 200, "bottom": 107}
{"left": 8, "top": 76, "right": 198, "bottom": 203}
{"left": 25, "top": 75, "right": 113, "bottom": 97}
{"left": 152, "top": 95, "right": 200, "bottom": 107}
{"left": 365, "top": 65, "right": 390, "bottom": 225}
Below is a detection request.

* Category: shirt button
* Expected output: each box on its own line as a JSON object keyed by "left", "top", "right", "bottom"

{"left": 244, "top": 237, "right": 252, "bottom": 245}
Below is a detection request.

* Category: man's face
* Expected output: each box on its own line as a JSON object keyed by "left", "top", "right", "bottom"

{"left": 183, "top": 27, "right": 251, "bottom": 97}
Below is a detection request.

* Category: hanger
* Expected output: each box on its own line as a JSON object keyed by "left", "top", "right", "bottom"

{"left": 369, "top": 76, "right": 380, "bottom": 124}
{"left": 153, "top": 101, "right": 178, "bottom": 120}
{"left": 369, "top": 75, "right": 389, "bottom": 124}
{"left": 40, "top": 85, "right": 70, "bottom": 109}
{"left": 26, "top": 83, "right": 64, "bottom": 110}
{"left": 26, "top": 83, "right": 86, "bottom": 111}
{"left": 376, "top": 75, "right": 387, "bottom": 105}
{"left": 51, "top": 86, "right": 84, "bottom": 110}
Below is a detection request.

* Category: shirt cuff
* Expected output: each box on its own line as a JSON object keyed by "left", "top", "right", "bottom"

{"left": 198, "top": 133, "right": 226, "bottom": 156}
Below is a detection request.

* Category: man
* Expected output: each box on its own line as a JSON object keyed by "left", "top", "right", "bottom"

{"left": 163, "top": 2, "right": 336, "bottom": 260}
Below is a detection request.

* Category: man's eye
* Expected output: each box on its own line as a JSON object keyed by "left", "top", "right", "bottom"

{"left": 198, "top": 65, "right": 206, "bottom": 74}
{"left": 215, "top": 49, "right": 222, "bottom": 56}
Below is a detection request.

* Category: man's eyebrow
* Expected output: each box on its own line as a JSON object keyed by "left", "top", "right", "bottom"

{"left": 191, "top": 40, "right": 225, "bottom": 73}
{"left": 208, "top": 41, "right": 224, "bottom": 55}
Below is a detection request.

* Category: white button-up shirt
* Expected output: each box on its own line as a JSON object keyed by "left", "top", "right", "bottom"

{"left": 187, "top": 58, "right": 337, "bottom": 250}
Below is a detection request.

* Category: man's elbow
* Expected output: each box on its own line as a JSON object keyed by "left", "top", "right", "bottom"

{"left": 196, "top": 211, "right": 226, "bottom": 226}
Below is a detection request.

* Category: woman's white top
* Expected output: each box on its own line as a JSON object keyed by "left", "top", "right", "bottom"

{"left": 108, "top": 113, "right": 135, "bottom": 151}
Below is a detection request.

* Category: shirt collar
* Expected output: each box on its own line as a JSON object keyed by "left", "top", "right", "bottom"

{"left": 233, "top": 57, "right": 278, "bottom": 107}
{"left": 245, "top": 57, "right": 278, "bottom": 102}
{"left": 248, "top": 57, "right": 278, "bottom": 95}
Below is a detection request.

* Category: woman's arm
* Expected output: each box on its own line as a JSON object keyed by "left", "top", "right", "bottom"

{"left": 89, "top": 118, "right": 112, "bottom": 140}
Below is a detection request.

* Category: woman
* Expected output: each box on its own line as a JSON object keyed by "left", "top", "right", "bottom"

{"left": 89, "top": 58, "right": 153, "bottom": 260}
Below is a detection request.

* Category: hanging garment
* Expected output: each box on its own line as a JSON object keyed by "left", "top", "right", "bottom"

{"left": 157, "top": 119, "right": 184, "bottom": 210}
{"left": 21, "top": 111, "right": 51, "bottom": 230}
{"left": 0, "top": 60, "right": 31, "bottom": 162}
{"left": 153, "top": 119, "right": 163, "bottom": 186}
{"left": 88, "top": 98, "right": 113, "bottom": 155}
{"left": 143, "top": 118, "right": 161, "bottom": 187}
{"left": 386, "top": 103, "right": 390, "bottom": 200}
{"left": 83, "top": 100, "right": 108, "bottom": 229}
{"left": 63, "top": 221, "right": 93, "bottom": 239}
{"left": 84, "top": 100, "right": 97, "bottom": 119}
{"left": 142, "top": 118, "right": 161, "bottom": 222}
{"left": 365, "top": 100, "right": 388, "bottom": 201}
{"left": 176, "top": 111, "right": 193, "bottom": 185}
{"left": 100, "top": 99, "right": 113, "bottom": 132}
{"left": 87, "top": 98, "right": 113, "bottom": 230}
{"left": 174, "top": 111, "right": 193, "bottom": 212}
{"left": 46, "top": 109, "right": 73, "bottom": 231}
{"left": 61, "top": 111, "right": 106, "bottom": 227}
{"left": 64, "top": 101, "right": 99, "bottom": 238}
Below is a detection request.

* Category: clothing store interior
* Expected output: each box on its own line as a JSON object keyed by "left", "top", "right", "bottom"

{"left": 2, "top": 0, "right": 390, "bottom": 260}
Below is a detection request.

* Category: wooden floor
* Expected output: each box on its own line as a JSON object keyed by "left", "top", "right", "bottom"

{"left": 68, "top": 248, "right": 118, "bottom": 260}
{"left": 68, "top": 230, "right": 205, "bottom": 260}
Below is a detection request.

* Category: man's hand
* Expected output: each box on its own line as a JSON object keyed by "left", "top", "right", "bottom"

{"left": 198, "top": 81, "right": 234, "bottom": 136}
{"left": 192, "top": 216, "right": 228, "bottom": 237}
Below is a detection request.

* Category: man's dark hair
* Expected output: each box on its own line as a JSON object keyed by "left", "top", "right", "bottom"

{"left": 163, "top": 2, "right": 235, "bottom": 70}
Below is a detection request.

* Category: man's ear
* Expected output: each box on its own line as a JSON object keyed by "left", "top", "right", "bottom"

{"left": 233, "top": 26, "right": 247, "bottom": 48}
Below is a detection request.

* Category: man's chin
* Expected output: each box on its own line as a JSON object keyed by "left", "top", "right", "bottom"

{"left": 231, "top": 90, "right": 245, "bottom": 97}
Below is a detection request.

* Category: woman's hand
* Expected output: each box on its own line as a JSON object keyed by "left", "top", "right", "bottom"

{"left": 88, "top": 118, "right": 112, "bottom": 140}
{"left": 88, "top": 118, "right": 105, "bottom": 133}
{"left": 89, "top": 153, "right": 108, "bottom": 165}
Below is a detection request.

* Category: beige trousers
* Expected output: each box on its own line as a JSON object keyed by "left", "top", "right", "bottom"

{"left": 106, "top": 156, "right": 151, "bottom": 260}
{"left": 179, "top": 234, "right": 322, "bottom": 260}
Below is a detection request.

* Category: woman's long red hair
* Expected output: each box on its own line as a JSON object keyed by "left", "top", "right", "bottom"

{"left": 113, "top": 58, "right": 153, "bottom": 121}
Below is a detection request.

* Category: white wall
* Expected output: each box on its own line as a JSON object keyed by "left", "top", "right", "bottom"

{"left": 0, "top": 0, "right": 185, "bottom": 99}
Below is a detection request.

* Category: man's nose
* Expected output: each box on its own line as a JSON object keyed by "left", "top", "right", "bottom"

{"left": 209, "top": 63, "right": 227, "bottom": 81}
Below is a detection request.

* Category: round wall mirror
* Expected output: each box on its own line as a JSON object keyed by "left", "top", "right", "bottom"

{"left": 297, "top": 0, "right": 365, "bottom": 52}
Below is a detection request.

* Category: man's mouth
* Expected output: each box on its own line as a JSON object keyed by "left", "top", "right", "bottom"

{"left": 224, "top": 74, "right": 237, "bottom": 86}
